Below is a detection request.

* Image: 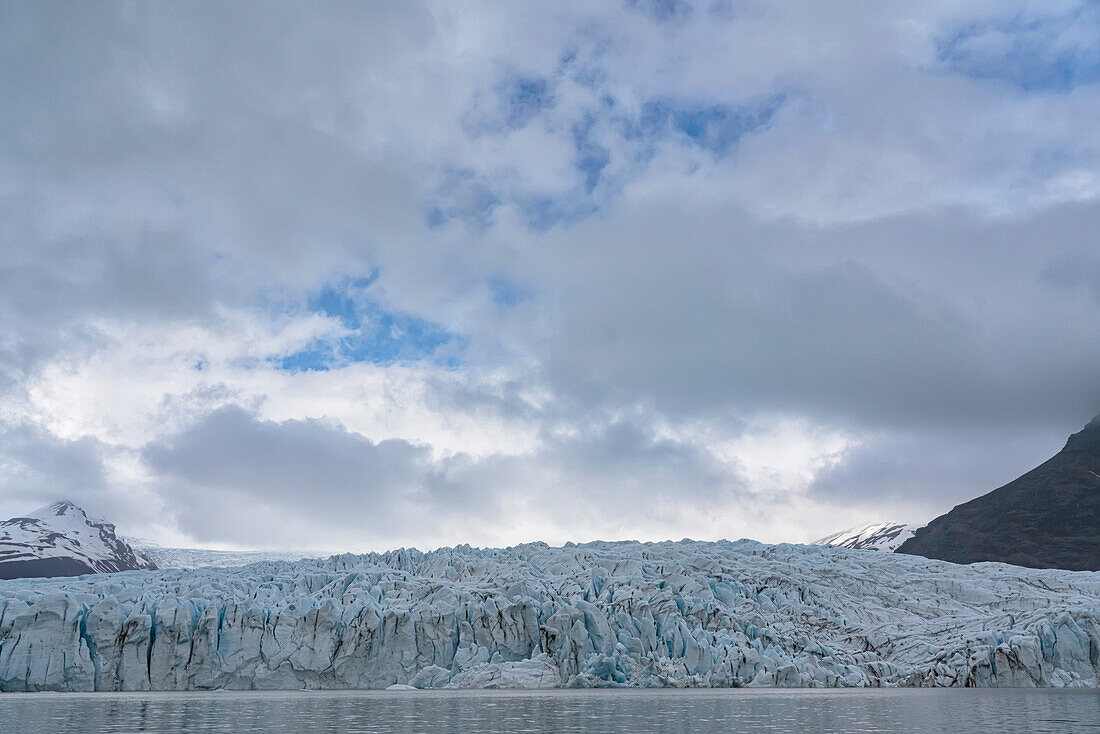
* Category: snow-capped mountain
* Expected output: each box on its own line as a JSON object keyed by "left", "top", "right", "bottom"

{"left": 814, "top": 521, "right": 917, "bottom": 552}
{"left": 0, "top": 501, "right": 157, "bottom": 580}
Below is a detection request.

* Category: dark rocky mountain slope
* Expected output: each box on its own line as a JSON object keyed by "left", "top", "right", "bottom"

{"left": 897, "top": 416, "right": 1100, "bottom": 571}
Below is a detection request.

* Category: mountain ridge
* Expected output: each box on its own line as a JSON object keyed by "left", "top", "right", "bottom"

{"left": 897, "top": 415, "right": 1100, "bottom": 570}
{"left": 0, "top": 501, "right": 157, "bottom": 579}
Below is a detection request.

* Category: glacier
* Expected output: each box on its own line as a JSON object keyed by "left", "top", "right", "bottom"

{"left": 130, "top": 542, "right": 317, "bottom": 570}
{"left": 1, "top": 539, "right": 1098, "bottom": 692}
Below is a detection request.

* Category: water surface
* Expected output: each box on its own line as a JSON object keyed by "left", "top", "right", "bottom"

{"left": 1, "top": 688, "right": 1097, "bottom": 733}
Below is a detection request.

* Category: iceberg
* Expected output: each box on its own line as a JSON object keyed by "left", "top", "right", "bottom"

{"left": 1, "top": 539, "right": 1097, "bottom": 691}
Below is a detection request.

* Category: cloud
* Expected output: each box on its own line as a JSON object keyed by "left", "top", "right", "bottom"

{"left": 143, "top": 406, "right": 444, "bottom": 547}
{"left": 506, "top": 198, "right": 1100, "bottom": 431}
{"left": 807, "top": 424, "right": 1074, "bottom": 517}
{"left": 2, "top": 1, "right": 1099, "bottom": 547}
{"left": 0, "top": 422, "right": 111, "bottom": 520}
{"left": 139, "top": 405, "right": 753, "bottom": 550}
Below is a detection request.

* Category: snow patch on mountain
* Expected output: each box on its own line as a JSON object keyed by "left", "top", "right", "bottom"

{"left": 1, "top": 539, "right": 1097, "bottom": 691}
{"left": 0, "top": 502, "right": 156, "bottom": 579}
{"left": 815, "top": 522, "right": 918, "bottom": 552}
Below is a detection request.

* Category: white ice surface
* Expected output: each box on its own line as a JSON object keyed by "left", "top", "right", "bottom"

{"left": 1, "top": 539, "right": 1098, "bottom": 691}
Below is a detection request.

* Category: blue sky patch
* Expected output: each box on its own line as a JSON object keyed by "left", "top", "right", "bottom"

{"left": 440, "top": 54, "right": 787, "bottom": 232}
{"left": 499, "top": 74, "right": 556, "bottom": 129}
{"left": 276, "top": 277, "right": 462, "bottom": 372}
{"left": 488, "top": 277, "right": 532, "bottom": 307}
{"left": 519, "top": 194, "right": 598, "bottom": 231}
{"left": 627, "top": 0, "right": 694, "bottom": 24}
{"left": 573, "top": 114, "right": 612, "bottom": 194}
{"left": 937, "top": 8, "right": 1100, "bottom": 92}
{"left": 640, "top": 95, "right": 785, "bottom": 157}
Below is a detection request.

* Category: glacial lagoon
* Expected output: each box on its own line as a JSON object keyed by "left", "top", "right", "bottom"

{"left": 1, "top": 689, "right": 1098, "bottom": 734}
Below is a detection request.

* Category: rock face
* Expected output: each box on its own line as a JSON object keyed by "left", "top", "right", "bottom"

{"left": 1, "top": 539, "right": 1098, "bottom": 691}
{"left": 897, "top": 416, "right": 1100, "bottom": 571}
{"left": 815, "top": 522, "right": 917, "bottom": 552}
{"left": 0, "top": 502, "right": 157, "bottom": 580}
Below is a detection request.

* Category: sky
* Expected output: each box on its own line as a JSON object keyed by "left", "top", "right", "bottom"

{"left": 2, "top": 1, "right": 1099, "bottom": 552}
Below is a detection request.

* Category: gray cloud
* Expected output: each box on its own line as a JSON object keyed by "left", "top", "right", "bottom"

{"left": 807, "top": 424, "right": 1075, "bottom": 514}
{"left": 0, "top": 423, "right": 111, "bottom": 520}
{"left": 140, "top": 406, "right": 746, "bottom": 548}
{"left": 517, "top": 201, "right": 1100, "bottom": 433}
{"left": 143, "top": 406, "right": 443, "bottom": 547}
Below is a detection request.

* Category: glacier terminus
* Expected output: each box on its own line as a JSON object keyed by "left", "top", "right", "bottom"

{"left": 1, "top": 539, "right": 1097, "bottom": 692}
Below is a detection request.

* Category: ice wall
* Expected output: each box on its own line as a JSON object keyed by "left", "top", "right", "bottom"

{"left": 1, "top": 539, "right": 1097, "bottom": 691}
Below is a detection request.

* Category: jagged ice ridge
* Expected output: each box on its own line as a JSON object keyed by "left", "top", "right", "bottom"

{"left": 1, "top": 539, "right": 1098, "bottom": 691}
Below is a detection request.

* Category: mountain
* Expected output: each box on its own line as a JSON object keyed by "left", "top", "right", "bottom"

{"left": 897, "top": 416, "right": 1100, "bottom": 571}
{"left": 0, "top": 501, "right": 157, "bottom": 579}
{"left": 814, "top": 522, "right": 917, "bottom": 552}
